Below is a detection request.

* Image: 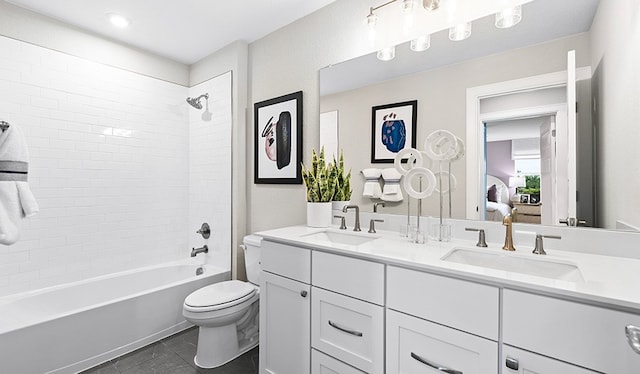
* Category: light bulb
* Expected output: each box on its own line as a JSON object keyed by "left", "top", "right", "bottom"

{"left": 449, "top": 22, "right": 472, "bottom": 41}
{"left": 423, "top": 0, "right": 440, "bottom": 11}
{"left": 495, "top": 5, "right": 522, "bottom": 28}
{"left": 410, "top": 35, "right": 431, "bottom": 52}
{"left": 377, "top": 46, "right": 396, "bottom": 61}
{"left": 107, "top": 13, "right": 130, "bottom": 28}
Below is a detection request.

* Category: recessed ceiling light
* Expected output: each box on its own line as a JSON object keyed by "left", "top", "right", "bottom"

{"left": 107, "top": 13, "right": 130, "bottom": 28}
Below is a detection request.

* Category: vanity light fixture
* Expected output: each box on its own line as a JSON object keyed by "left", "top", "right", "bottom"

{"left": 377, "top": 46, "right": 396, "bottom": 61}
{"left": 107, "top": 13, "right": 130, "bottom": 28}
{"left": 449, "top": 22, "right": 472, "bottom": 41}
{"left": 410, "top": 34, "right": 431, "bottom": 52}
{"left": 495, "top": 5, "right": 522, "bottom": 28}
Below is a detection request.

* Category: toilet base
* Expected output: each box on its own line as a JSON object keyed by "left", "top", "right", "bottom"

{"left": 191, "top": 300, "right": 260, "bottom": 369}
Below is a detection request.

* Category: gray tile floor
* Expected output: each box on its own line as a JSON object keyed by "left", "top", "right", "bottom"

{"left": 81, "top": 327, "right": 259, "bottom": 374}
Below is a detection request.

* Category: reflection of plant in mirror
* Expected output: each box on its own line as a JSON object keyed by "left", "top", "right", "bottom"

{"left": 331, "top": 150, "right": 352, "bottom": 202}
{"left": 517, "top": 175, "right": 540, "bottom": 195}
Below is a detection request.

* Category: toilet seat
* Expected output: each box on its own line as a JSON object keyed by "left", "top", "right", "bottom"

{"left": 184, "top": 280, "right": 257, "bottom": 313}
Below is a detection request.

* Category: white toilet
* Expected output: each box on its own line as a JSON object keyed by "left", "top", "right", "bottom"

{"left": 183, "top": 235, "right": 262, "bottom": 369}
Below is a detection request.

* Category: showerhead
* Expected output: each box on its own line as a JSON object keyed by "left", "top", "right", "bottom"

{"left": 186, "top": 93, "right": 209, "bottom": 110}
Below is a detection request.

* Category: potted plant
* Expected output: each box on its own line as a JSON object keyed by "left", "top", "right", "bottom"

{"left": 330, "top": 150, "right": 352, "bottom": 211}
{"left": 301, "top": 148, "right": 336, "bottom": 227}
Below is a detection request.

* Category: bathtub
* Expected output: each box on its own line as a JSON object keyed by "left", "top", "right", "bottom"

{"left": 0, "top": 260, "right": 229, "bottom": 374}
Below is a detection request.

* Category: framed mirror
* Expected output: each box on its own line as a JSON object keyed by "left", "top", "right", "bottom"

{"left": 319, "top": 0, "right": 638, "bottom": 232}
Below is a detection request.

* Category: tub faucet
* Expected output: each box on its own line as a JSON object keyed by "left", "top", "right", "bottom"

{"left": 342, "top": 205, "right": 361, "bottom": 231}
{"left": 502, "top": 215, "right": 515, "bottom": 251}
{"left": 191, "top": 245, "right": 209, "bottom": 257}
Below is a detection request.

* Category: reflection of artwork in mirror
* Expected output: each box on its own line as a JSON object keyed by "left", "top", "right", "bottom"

{"left": 520, "top": 194, "right": 530, "bottom": 204}
{"left": 254, "top": 91, "right": 303, "bottom": 184}
{"left": 371, "top": 100, "right": 417, "bottom": 163}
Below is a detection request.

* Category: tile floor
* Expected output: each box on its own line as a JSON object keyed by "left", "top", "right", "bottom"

{"left": 81, "top": 327, "right": 259, "bottom": 374}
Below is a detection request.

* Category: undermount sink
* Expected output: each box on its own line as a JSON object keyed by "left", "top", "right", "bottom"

{"left": 301, "top": 230, "right": 378, "bottom": 246}
{"left": 442, "top": 247, "right": 583, "bottom": 282}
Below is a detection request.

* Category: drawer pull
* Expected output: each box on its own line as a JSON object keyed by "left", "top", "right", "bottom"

{"left": 328, "top": 320, "right": 363, "bottom": 337}
{"left": 626, "top": 325, "right": 640, "bottom": 354}
{"left": 300, "top": 290, "right": 308, "bottom": 298}
{"left": 410, "top": 352, "right": 463, "bottom": 374}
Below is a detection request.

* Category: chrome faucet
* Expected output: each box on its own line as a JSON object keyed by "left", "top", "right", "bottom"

{"left": 368, "top": 219, "right": 384, "bottom": 233}
{"left": 502, "top": 215, "right": 515, "bottom": 251}
{"left": 532, "top": 234, "right": 561, "bottom": 255}
{"left": 342, "top": 205, "right": 361, "bottom": 231}
{"left": 191, "top": 245, "right": 208, "bottom": 257}
{"left": 373, "top": 202, "right": 385, "bottom": 213}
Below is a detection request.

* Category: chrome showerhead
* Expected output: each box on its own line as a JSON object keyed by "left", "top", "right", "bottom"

{"left": 186, "top": 93, "right": 209, "bottom": 110}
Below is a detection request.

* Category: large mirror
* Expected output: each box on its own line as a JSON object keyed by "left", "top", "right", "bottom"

{"left": 319, "top": 0, "right": 638, "bottom": 232}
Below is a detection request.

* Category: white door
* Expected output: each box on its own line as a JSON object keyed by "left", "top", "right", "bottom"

{"left": 259, "top": 271, "right": 311, "bottom": 374}
{"left": 503, "top": 345, "right": 598, "bottom": 373}
{"left": 539, "top": 117, "right": 555, "bottom": 225}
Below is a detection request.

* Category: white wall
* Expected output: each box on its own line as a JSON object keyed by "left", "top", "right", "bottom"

{"left": 188, "top": 72, "right": 232, "bottom": 271}
{"left": 590, "top": 0, "right": 640, "bottom": 229}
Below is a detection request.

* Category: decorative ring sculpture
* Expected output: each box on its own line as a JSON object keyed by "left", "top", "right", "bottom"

{"left": 402, "top": 167, "right": 437, "bottom": 199}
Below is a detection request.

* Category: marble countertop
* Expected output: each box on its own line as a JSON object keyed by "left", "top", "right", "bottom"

{"left": 257, "top": 225, "right": 640, "bottom": 313}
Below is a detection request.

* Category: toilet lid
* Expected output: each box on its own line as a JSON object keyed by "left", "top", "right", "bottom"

{"left": 185, "top": 280, "right": 256, "bottom": 309}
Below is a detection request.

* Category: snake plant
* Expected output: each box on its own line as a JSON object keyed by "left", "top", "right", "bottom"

{"left": 331, "top": 150, "right": 352, "bottom": 202}
{"left": 301, "top": 147, "right": 336, "bottom": 202}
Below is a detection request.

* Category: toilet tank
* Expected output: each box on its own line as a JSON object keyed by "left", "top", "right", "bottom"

{"left": 243, "top": 235, "right": 262, "bottom": 286}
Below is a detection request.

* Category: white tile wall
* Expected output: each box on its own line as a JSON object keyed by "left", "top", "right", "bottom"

{"left": 188, "top": 73, "right": 232, "bottom": 269}
{"left": 0, "top": 36, "right": 233, "bottom": 297}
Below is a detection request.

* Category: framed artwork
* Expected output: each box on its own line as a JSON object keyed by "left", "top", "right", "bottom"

{"left": 254, "top": 91, "right": 303, "bottom": 184}
{"left": 520, "top": 194, "right": 530, "bottom": 204}
{"left": 371, "top": 100, "right": 417, "bottom": 163}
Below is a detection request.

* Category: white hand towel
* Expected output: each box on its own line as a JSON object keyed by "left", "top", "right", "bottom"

{"left": 361, "top": 168, "right": 382, "bottom": 198}
{"left": 0, "top": 125, "right": 39, "bottom": 245}
{"left": 381, "top": 168, "right": 403, "bottom": 202}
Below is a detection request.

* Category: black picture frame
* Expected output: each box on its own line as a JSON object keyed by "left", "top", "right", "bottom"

{"left": 520, "top": 194, "right": 530, "bottom": 204}
{"left": 371, "top": 100, "right": 417, "bottom": 163}
{"left": 254, "top": 91, "right": 303, "bottom": 184}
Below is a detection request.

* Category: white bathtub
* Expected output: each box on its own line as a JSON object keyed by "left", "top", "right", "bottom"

{"left": 0, "top": 260, "right": 229, "bottom": 374}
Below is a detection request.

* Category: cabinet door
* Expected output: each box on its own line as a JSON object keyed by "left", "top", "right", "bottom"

{"left": 386, "top": 309, "right": 497, "bottom": 374}
{"left": 259, "top": 271, "right": 311, "bottom": 374}
{"left": 312, "top": 349, "right": 367, "bottom": 374}
{"left": 503, "top": 345, "right": 598, "bottom": 373}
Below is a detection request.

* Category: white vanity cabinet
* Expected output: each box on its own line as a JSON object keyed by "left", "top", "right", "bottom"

{"left": 503, "top": 289, "right": 640, "bottom": 374}
{"left": 502, "top": 345, "right": 598, "bottom": 373}
{"left": 259, "top": 241, "right": 311, "bottom": 374}
{"left": 386, "top": 266, "right": 499, "bottom": 374}
{"left": 311, "top": 251, "right": 385, "bottom": 374}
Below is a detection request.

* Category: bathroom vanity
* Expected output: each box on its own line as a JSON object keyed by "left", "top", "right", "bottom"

{"left": 257, "top": 224, "right": 640, "bottom": 374}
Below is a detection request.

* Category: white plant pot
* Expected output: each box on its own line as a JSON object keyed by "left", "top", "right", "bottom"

{"left": 307, "top": 202, "right": 332, "bottom": 228}
{"left": 331, "top": 200, "right": 351, "bottom": 211}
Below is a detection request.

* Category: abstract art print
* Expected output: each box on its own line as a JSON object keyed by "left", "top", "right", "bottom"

{"left": 254, "top": 91, "right": 303, "bottom": 184}
{"left": 371, "top": 100, "right": 417, "bottom": 163}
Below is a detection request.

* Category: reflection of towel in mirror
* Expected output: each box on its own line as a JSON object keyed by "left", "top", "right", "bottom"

{"left": 0, "top": 125, "right": 39, "bottom": 245}
{"left": 361, "top": 168, "right": 382, "bottom": 198}
{"left": 381, "top": 168, "right": 403, "bottom": 202}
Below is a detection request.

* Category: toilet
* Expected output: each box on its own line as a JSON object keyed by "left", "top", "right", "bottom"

{"left": 183, "top": 234, "right": 262, "bottom": 369}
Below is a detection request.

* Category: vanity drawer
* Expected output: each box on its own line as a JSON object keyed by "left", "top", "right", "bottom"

{"left": 261, "top": 240, "right": 311, "bottom": 283}
{"left": 312, "top": 251, "right": 384, "bottom": 305}
{"left": 503, "top": 289, "right": 640, "bottom": 374}
{"left": 312, "top": 349, "right": 367, "bottom": 374}
{"left": 387, "top": 266, "right": 499, "bottom": 340}
{"left": 386, "top": 309, "right": 498, "bottom": 374}
{"left": 312, "top": 287, "right": 384, "bottom": 374}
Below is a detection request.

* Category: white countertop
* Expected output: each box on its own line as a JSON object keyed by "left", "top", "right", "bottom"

{"left": 257, "top": 225, "right": 640, "bottom": 313}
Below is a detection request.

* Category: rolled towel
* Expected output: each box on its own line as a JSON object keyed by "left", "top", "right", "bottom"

{"left": 361, "top": 168, "right": 382, "bottom": 198}
{"left": 381, "top": 168, "right": 403, "bottom": 202}
{"left": 0, "top": 125, "right": 39, "bottom": 245}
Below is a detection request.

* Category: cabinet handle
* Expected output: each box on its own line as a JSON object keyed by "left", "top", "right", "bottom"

{"left": 410, "top": 352, "right": 463, "bottom": 374}
{"left": 626, "top": 325, "right": 640, "bottom": 354}
{"left": 300, "top": 290, "right": 308, "bottom": 298}
{"left": 328, "top": 320, "right": 363, "bottom": 337}
{"left": 505, "top": 357, "right": 519, "bottom": 370}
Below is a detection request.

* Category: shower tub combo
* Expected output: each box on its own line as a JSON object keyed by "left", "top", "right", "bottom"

{"left": 0, "top": 260, "right": 228, "bottom": 374}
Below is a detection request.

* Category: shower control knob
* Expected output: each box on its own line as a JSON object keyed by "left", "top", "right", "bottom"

{"left": 300, "top": 290, "right": 308, "bottom": 298}
{"left": 196, "top": 223, "right": 211, "bottom": 239}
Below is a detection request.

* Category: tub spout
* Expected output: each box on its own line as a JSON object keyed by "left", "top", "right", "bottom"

{"left": 191, "top": 245, "right": 208, "bottom": 257}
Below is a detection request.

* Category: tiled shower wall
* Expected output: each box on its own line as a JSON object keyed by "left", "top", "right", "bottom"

{"left": 0, "top": 36, "right": 231, "bottom": 297}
